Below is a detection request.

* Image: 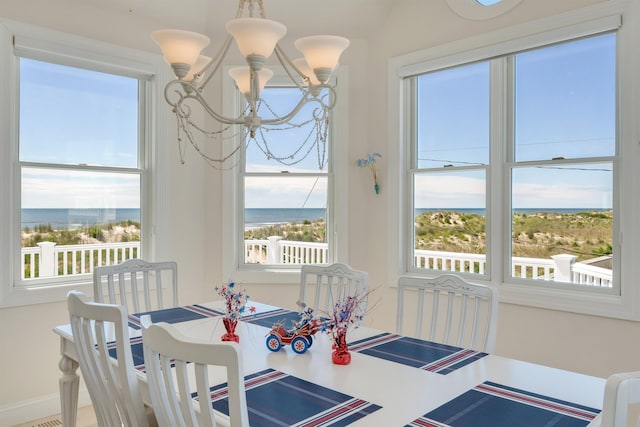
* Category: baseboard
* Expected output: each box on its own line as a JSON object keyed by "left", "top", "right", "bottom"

{"left": 0, "top": 389, "right": 91, "bottom": 426}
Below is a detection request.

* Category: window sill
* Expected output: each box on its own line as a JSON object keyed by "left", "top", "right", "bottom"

{"left": 499, "top": 282, "right": 637, "bottom": 321}
{"left": 230, "top": 266, "right": 303, "bottom": 285}
{"left": 0, "top": 279, "right": 93, "bottom": 308}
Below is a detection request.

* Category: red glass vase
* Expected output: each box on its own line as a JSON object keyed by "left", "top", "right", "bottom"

{"left": 221, "top": 317, "right": 239, "bottom": 343}
{"left": 331, "top": 330, "right": 351, "bottom": 365}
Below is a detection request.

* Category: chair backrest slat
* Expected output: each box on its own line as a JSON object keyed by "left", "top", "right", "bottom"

{"left": 299, "top": 263, "right": 369, "bottom": 315}
{"left": 93, "top": 259, "right": 178, "bottom": 314}
{"left": 396, "top": 274, "right": 499, "bottom": 352}
{"left": 591, "top": 371, "right": 640, "bottom": 427}
{"left": 67, "top": 290, "right": 150, "bottom": 427}
{"left": 142, "top": 321, "right": 250, "bottom": 427}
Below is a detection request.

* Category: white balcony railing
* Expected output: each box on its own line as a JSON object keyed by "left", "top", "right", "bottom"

{"left": 21, "top": 241, "right": 139, "bottom": 279}
{"left": 20, "top": 238, "right": 612, "bottom": 288}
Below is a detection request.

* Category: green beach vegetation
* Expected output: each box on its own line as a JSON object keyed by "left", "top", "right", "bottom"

{"left": 22, "top": 211, "right": 612, "bottom": 264}
{"left": 415, "top": 210, "right": 612, "bottom": 262}
{"left": 21, "top": 220, "right": 141, "bottom": 247}
{"left": 244, "top": 218, "right": 327, "bottom": 243}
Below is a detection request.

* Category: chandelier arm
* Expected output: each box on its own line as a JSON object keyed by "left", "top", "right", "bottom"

{"left": 273, "top": 45, "right": 307, "bottom": 91}
{"left": 178, "top": 90, "right": 247, "bottom": 126}
{"left": 164, "top": 79, "right": 193, "bottom": 107}
{"left": 197, "top": 35, "right": 234, "bottom": 90}
{"left": 318, "top": 84, "right": 338, "bottom": 110}
{"left": 260, "top": 84, "right": 336, "bottom": 126}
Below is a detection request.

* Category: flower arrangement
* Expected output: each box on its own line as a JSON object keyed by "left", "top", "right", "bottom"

{"left": 323, "top": 290, "right": 371, "bottom": 365}
{"left": 215, "top": 281, "right": 254, "bottom": 320}
{"left": 215, "top": 281, "right": 254, "bottom": 342}
{"left": 357, "top": 152, "right": 382, "bottom": 194}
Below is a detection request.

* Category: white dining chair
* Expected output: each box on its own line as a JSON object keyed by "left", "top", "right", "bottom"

{"left": 587, "top": 371, "right": 640, "bottom": 427}
{"left": 93, "top": 259, "right": 178, "bottom": 313}
{"left": 67, "top": 290, "right": 151, "bottom": 427}
{"left": 396, "top": 274, "right": 499, "bottom": 352}
{"left": 299, "top": 262, "right": 369, "bottom": 314}
{"left": 141, "top": 321, "right": 250, "bottom": 427}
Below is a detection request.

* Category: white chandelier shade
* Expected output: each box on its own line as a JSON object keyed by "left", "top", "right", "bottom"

{"left": 228, "top": 66, "right": 274, "bottom": 97}
{"left": 151, "top": 0, "right": 349, "bottom": 168}
{"left": 294, "top": 35, "right": 350, "bottom": 83}
{"left": 151, "top": 29, "right": 210, "bottom": 79}
{"left": 225, "top": 17, "right": 287, "bottom": 67}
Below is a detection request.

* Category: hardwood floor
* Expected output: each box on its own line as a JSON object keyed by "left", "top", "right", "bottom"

{"left": 12, "top": 405, "right": 97, "bottom": 427}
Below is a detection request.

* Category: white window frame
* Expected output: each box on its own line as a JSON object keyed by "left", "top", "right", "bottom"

{"left": 0, "top": 19, "right": 171, "bottom": 307}
{"left": 222, "top": 66, "right": 349, "bottom": 285}
{"left": 446, "top": 0, "right": 524, "bottom": 20}
{"left": 388, "top": 1, "right": 640, "bottom": 320}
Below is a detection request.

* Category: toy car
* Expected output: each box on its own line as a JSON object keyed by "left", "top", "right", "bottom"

{"left": 265, "top": 309, "right": 328, "bottom": 354}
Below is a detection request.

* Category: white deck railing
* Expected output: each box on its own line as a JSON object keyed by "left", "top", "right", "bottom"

{"left": 21, "top": 239, "right": 612, "bottom": 287}
{"left": 21, "top": 241, "right": 139, "bottom": 279}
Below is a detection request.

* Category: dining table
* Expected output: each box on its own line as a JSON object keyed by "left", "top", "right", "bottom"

{"left": 54, "top": 300, "right": 605, "bottom": 427}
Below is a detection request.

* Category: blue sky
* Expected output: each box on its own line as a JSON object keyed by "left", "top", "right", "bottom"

{"left": 20, "top": 32, "right": 615, "bottom": 211}
{"left": 415, "top": 32, "right": 614, "bottom": 210}
{"left": 20, "top": 58, "right": 140, "bottom": 209}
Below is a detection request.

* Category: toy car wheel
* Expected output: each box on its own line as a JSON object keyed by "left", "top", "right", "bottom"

{"left": 291, "top": 336, "right": 309, "bottom": 354}
{"left": 266, "top": 335, "right": 282, "bottom": 352}
{"left": 307, "top": 336, "right": 313, "bottom": 347}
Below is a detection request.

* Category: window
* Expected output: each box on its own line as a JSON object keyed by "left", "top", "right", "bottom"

{"left": 390, "top": 10, "right": 638, "bottom": 318}
{"left": 18, "top": 58, "right": 144, "bottom": 284}
{"left": 0, "top": 20, "right": 168, "bottom": 306}
{"left": 407, "top": 33, "right": 616, "bottom": 290}
{"left": 223, "top": 71, "right": 348, "bottom": 283}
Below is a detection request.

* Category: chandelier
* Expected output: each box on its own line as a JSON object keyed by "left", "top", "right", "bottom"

{"left": 151, "top": 0, "right": 350, "bottom": 169}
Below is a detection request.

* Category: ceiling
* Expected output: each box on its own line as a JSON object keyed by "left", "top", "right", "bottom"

{"left": 80, "top": 0, "right": 396, "bottom": 38}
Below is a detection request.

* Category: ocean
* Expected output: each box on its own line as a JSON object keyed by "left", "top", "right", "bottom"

{"left": 414, "top": 208, "right": 611, "bottom": 217}
{"left": 21, "top": 208, "right": 141, "bottom": 230}
{"left": 20, "top": 208, "right": 328, "bottom": 230}
{"left": 21, "top": 207, "right": 609, "bottom": 230}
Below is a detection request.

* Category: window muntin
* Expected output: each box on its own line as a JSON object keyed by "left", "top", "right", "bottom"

{"left": 240, "top": 86, "right": 330, "bottom": 266}
{"left": 407, "top": 32, "right": 616, "bottom": 290}
{"left": 18, "top": 57, "right": 144, "bottom": 284}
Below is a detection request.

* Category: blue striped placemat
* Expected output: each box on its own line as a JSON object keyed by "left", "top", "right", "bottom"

{"left": 203, "top": 368, "right": 382, "bottom": 427}
{"left": 406, "top": 381, "right": 600, "bottom": 427}
{"left": 349, "top": 333, "right": 487, "bottom": 375}
{"left": 107, "top": 336, "right": 146, "bottom": 371}
{"left": 128, "top": 304, "right": 223, "bottom": 329}
{"left": 242, "top": 308, "right": 302, "bottom": 328}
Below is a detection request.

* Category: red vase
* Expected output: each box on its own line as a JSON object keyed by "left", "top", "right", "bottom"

{"left": 221, "top": 317, "right": 239, "bottom": 343}
{"left": 331, "top": 330, "right": 351, "bottom": 365}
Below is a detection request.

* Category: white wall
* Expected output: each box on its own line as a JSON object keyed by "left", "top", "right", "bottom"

{"left": 362, "top": 0, "right": 640, "bottom": 378}
{"left": 0, "top": 1, "right": 212, "bottom": 424}
{"left": 1, "top": 0, "right": 639, "bottom": 424}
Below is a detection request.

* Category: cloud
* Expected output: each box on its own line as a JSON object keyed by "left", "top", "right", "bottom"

{"left": 21, "top": 169, "right": 140, "bottom": 208}
{"left": 244, "top": 173, "right": 327, "bottom": 208}
{"left": 414, "top": 174, "right": 485, "bottom": 208}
